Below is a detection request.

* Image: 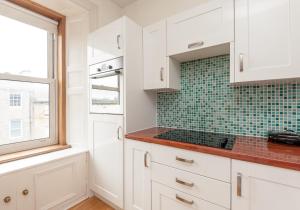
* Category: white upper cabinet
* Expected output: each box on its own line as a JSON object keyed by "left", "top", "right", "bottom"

{"left": 234, "top": 0, "right": 300, "bottom": 82}
{"left": 167, "top": 0, "right": 234, "bottom": 57}
{"left": 143, "top": 20, "right": 180, "bottom": 90}
{"left": 232, "top": 160, "right": 300, "bottom": 210}
{"left": 88, "top": 18, "right": 123, "bottom": 65}
{"left": 143, "top": 20, "right": 167, "bottom": 90}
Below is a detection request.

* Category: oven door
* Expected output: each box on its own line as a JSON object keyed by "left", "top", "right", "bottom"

{"left": 89, "top": 70, "right": 123, "bottom": 114}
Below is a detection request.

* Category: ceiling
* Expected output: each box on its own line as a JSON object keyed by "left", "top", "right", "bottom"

{"left": 108, "top": 0, "right": 138, "bottom": 8}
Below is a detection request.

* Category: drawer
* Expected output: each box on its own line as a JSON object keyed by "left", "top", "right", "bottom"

{"left": 152, "top": 181, "right": 228, "bottom": 210}
{"left": 151, "top": 144, "right": 231, "bottom": 182}
{"left": 152, "top": 162, "right": 230, "bottom": 208}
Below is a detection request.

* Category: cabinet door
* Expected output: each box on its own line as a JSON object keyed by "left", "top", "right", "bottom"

{"left": 0, "top": 175, "right": 17, "bottom": 210}
{"left": 152, "top": 182, "right": 226, "bottom": 210}
{"left": 235, "top": 0, "right": 300, "bottom": 82}
{"left": 91, "top": 114, "right": 124, "bottom": 208}
{"left": 143, "top": 20, "right": 167, "bottom": 90}
{"left": 124, "top": 140, "right": 151, "bottom": 210}
{"left": 88, "top": 18, "right": 123, "bottom": 65}
{"left": 232, "top": 160, "right": 300, "bottom": 210}
{"left": 16, "top": 171, "right": 34, "bottom": 210}
{"left": 34, "top": 154, "right": 87, "bottom": 210}
{"left": 167, "top": 0, "right": 234, "bottom": 56}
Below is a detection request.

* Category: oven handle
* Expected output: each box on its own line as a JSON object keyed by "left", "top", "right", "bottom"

{"left": 90, "top": 70, "right": 121, "bottom": 79}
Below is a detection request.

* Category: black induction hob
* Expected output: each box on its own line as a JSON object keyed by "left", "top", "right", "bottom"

{"left": 154, "top": 129, "right": 236, "bottom": 150}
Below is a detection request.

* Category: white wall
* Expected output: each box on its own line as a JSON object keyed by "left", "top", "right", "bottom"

{"left": 33, "top": 0, "right": 91, "bottom": 148}
{"left": 89, "top": 0, "right": 122, "bottom": 30}
{"left": 122, "top": 0, "right": 209, "bottom": 26}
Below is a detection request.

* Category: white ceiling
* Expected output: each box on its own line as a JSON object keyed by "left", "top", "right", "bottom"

{"left": 108, "top": 0, "right": 138, "bottom": 8}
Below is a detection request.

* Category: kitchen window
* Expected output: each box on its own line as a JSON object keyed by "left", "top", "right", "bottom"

{"left": 0, "top": 1, "right": 66, "bottom": 157}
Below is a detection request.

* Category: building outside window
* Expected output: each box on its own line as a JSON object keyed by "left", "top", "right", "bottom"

{"left": 9, "top": 119, "right": 22, "bottom": 139}
{"left": 9, "top": 93, "right": 21, "bottom": 106}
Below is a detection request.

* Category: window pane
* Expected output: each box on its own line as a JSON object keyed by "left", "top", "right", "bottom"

{"left": 9, "top": 93, "right": 21, "bottom": 106}
{"left": 0, "top": 80, "right": 50, "bottom": 145}
{"left": 10, "top": 120, "right": 22, "bottom": 138}
{"left": 0, "top": 15, "right": 49, "bottom": 78}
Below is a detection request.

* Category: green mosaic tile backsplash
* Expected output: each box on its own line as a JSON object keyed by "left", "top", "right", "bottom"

{"left": 157, "top": 55, "right": 300, "bottom": 137}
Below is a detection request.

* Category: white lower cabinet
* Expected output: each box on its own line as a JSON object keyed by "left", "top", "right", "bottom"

{"left": 232, "top": 160, "right": 300, "bottom": 210}
{"left": 125, "top": 140, "right": 300, "bottom": 210}
{"left": 151, "top": 144, "right": 231, "bottom": 182}
{"left": 90, "top": 114, "right": 124, "bottom": 208}
{"left": 34, "top": 154, "right": 87, "bottom": 210}
{"left": 0, "top": 152, "right": 87, "bottom": 210}
{"left": 151, "top": 162, "right": 230, "bottom": 209}
{"left": 152, "top": 182, "right": 227, "bottom": 210}
{"left": 124, "top": 139, "right": 152, "bottom": 210}
{"left": 16, "top": 170, "right": 34, "bottom": 210}
{"left": 125, "top": 140, "right": 231, "bottom": 210}
{"left": 0, "top": 174, "right": 18, "bottom": 210}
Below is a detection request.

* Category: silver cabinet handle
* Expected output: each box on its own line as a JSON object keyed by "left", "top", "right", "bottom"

{"left": 237, "top": 173, "right": 242, "bottom": 197}
{"left": 117, "top": 34, "right": 121, "bottom": 50}
{"left": 176, "top": 194, "right": 194, "bottom": 205}
{"left": 176, "top": 156, "right": 194, "bottom": 164}
{"left": 160, "top": 67, "right": 164, "bottom": 82}
{"left": 239, "top": 53, "right": 244, "bottom": 72}
{"left": 117, "top": 126, "right": 122, "bottom": 140}
{"left": 144, "top": 152, "right": 150, "bottom": 168}
{"left": 3, "top": 196, "right": 11, "bottom": 203}
{"left": 176, "top": 178, "right": 194, "bottom": 187}
{"left": 188, "top": 41, "right": 204, "bottom": 49}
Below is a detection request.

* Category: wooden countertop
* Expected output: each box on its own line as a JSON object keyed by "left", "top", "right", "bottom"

{"left": 125, "top": 127, "right": 300, "bottom": 171}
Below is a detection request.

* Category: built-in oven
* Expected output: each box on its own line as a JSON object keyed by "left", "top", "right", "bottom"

{"left": 89, "top": 57, "right": 123, "bottom": 114}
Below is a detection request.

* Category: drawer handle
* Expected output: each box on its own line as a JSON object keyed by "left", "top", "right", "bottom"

{"left": 160, "top": 67, "right": 164, "bottom": 82}
{"left": 176, "top": 178, "right": 194, "bottom": 187}
{"left": 239, "top": 53, "right": 244, "bottom": 72}
{"left": 22, "top": 189, "right": 29, "bottom": 196}
{"left": 117, "top": 126, "right": 122, "bottom": 140}
{"left": 237, "top": 173, "right": 242, "bottom": 197}
{"left": 117, "top": 34, "right": 121, "bottom": 50}
{"left": 176, "top": 156, "right": 194, "bottom": 164}
{"left": 176, "top": 194, "right": 194, "bottom": 205}
{"left": 188, "top": 41, "right": 204, "bottom": 49}
{"left": 144, "top": 152, "right": 150, "bottom": 168}
{"left": 3, "top": 196, "right": 11, "bottom": 203}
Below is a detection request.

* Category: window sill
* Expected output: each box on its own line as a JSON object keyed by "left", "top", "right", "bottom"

{"left": 0, "top": 146, "right": 88, "bottom": 176}
{"left": 0, "top": 144, "right": 71, "bottom": 165}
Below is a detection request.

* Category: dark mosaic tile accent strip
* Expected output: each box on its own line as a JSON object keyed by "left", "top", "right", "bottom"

{"left": 157, "top": 55, "right": 300, "bottom": 137}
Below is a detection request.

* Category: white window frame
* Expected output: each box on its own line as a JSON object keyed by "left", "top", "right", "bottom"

{"left": 0, "top": 2, "right": 58, "bottom": 155}
{"left": 9, "top": 119, "right": 23, "bottom": 139}
{"left": 9, "top": 93, "right": 22, "bottom": 107}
